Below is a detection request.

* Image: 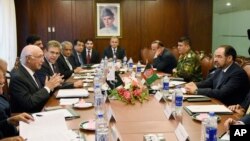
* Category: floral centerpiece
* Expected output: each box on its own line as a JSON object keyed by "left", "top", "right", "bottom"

{"left": 109, "top": 78, "right": 149, "bottom": 104}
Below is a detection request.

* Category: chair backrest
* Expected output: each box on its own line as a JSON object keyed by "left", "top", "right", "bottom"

{"left": 242, "top": 62, "right": 250, "bottom": 81}
{"left": 235, "top": 56, "right": 247, "bottom": 67}
{"left": 169, "top": 46, "right": 180, "bottom": 60}
{"left": 200, "top": 56, "right": 213, "bottom": 79}
{"left": 140, "top": 47, "right": 155, "bottom": 64}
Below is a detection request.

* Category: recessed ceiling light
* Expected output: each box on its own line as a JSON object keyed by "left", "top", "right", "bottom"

{"left": 226, "top": 2, "right": 231, "bottom": 6}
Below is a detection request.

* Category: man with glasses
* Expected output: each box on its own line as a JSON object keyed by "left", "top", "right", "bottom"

{"left": 9, "top": 45, "right": 63, "bottom": 113}
{"left": 36, "top": 40, "right": 83, "bottom": 89}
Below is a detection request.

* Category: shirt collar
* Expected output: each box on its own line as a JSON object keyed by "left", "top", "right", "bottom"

{"left": 22, "top": 64, "right": 35, "bottom": 76}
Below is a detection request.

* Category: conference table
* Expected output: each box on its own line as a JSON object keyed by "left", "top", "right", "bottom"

{"left": 44, "top": 73, "right": 239, "bottom": 141}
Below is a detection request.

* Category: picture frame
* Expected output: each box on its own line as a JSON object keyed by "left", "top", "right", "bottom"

{"left": 95, "top": 2, "right": 121, "bottom": 38}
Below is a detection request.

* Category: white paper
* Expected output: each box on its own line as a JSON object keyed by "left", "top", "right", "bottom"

{"left": 20, "top": 110, "right": 78, "bottom": 141}
{"left": 168, "top": 94, "right": 206, "bottom": 100}
{"left": 154, "top": 91, "right": 164, "bottom": 102}
{"left": 164, "top": 105, "right": 175, "bottom": 119}
{"left": 56, "top": 89, "right": 89, "bottom": 98}
{"left": 33, "top": 109, "right": 73, "bottom": 118}
{"left": 107, "top": 67, "right": 115, "bottom": 81}
{"left": 185, "top": 105, "right": 232, "bottom": 113}
{"left": 170, "top": 81, "right": 186, "bottom": 87}
{"left": 60, "top": 98, "right": 79, "bottom": 105}
{"left": 220, "top": 132, "right": 230, "bottom": 140}
{"left": 175, "top": 123, "right": 189, "bottom": 141}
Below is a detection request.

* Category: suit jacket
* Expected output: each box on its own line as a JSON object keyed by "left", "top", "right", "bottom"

{"left": 57, "top": 54, "right": 78, "bottom": 79}
{"left": 0, "top": 94, "right": 11, "bottom": 121}
{"left": 9, "top": 65, "right": 50, "bottom": 113}
{"left": 0, "top": 120, "right": 17, "bottom": 139}
{"left": 72, "top": 50, "right": 84, "bottom": 67}
{"left": 36, "top": 58, "right": 73, "bottom": 89}
{"left": 103, "top": 46, "right": 126, "bottom": 60}
{"left": 196, "top": 63, "right": 249, "bottom": 106}
{"left": 240, "top": 114, "right": 250, "bottom": 125}
{"left": 152, "top": 48, "right": 177, "bottom": 74}
{"left": 82, "top": 48, "right": 100, "bottom": 64}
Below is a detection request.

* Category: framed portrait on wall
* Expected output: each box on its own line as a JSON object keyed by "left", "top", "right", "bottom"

{"left": 96, "top": 2, "right": 121, "bottom": 38}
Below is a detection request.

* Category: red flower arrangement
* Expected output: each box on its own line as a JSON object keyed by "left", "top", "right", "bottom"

{"left": 109, "top": 80, "right": 149, "bottom": 104}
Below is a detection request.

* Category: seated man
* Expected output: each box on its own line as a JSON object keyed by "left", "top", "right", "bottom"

{"left": 82, "top": 38, "right": 100, "bottom": 64}
{"left": 9, "top": 45, "right": 62, "bottom": 113}
{"left": 173, "top": 37, "right": 202, "bottom": 82}
{"left": 0, "top": 113, "right": 33, "bottom": 140}
{"left": 72, "top": 39, "right": 84, "bottom": 67}
{"left": 36, "top": 40, "right": 83, "bottom": 88}
{"left": 57, "top": 41, "right": 83, "bottom": 79}
{"left": 151, "top": 40, "right": 177, "bottom": 74}
{"left": 185, "top": 45, "right": 249, "bottom": 106}
{"left": 103, "top": 36, "right": 126, "bottom": 61}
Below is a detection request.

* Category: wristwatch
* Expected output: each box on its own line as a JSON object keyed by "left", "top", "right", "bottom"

{"left": 194, "top": 89, "right": 198, "bottom": 95}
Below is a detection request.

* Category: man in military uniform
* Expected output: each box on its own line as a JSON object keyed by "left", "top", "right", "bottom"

{"left": 173, "top": 37, "right": 202, "bottom": 82}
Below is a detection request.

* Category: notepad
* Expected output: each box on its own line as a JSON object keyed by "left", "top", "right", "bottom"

{"left": 56, "top": 89, "right": 89, "bottom": 98}
{"left": 184, "top": 105, "right": 232, "bottom": 115}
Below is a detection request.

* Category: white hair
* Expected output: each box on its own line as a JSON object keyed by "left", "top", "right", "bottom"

{"left": 61, "top": 41, "right": 73, "bottom": 51}
{"left": 20, "top": 45, "right": 40, "bottom": 65}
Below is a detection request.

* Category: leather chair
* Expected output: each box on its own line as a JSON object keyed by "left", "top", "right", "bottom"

{"left": 140, "top": 47, "right": 155, "bottom": 64}
{"left": 200, "top": 56, "right": 213, "bottom": 79}
{"left": 242, "top": 62, "right": 250, "bottom": 81}
{"left": 235, "top": 56, "right": 246, "bottom": 67}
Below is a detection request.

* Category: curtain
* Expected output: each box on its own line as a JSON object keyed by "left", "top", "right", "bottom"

{"left": 0, "top": 0, "right": 17, "bottom": 71}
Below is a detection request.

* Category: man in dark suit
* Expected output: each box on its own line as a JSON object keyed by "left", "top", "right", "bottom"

{"left": 9, "top": 45, "right": 62, "bottom": 113}
{"left": 36, "top": 40, "right": 83, "bottom": 88}
{"left": 185, "top": 45, "right": 249, "bottom": 106}
{"left": 72, "top": 39, "right": 84, "bottom": 67}
{"left": 82, "top": 38, "right": 100, "bottom": 64}
{"left": 151, "top": 40, "right": 177, "bottom": 73}
{"left": 103, "top": 36, "right": 126, "bottom": 61}
{"left": 57, "top": 41, "right": 83, "bottom": 79}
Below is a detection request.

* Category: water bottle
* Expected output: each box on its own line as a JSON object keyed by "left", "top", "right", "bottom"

{"left": 136, "top": 61, "right": 142, "bottom": 77}
{"left": 162, "top": 75, "right": 170, "bottom": 97}
{"left": 128, "top": 57, "right": 133, "bottom": 71}
{"left": 123, "top": 56, "right": 127, "bottom": 68}
{"left": 94, "top": 88, "right": 105, "bottom": 116}
{"left": 95, "top": 114, "right": 109, "bottom": 141}
{"left": 175, "top": 86, "right": 183, "bottom": 116}
{"left": 205, "top": 112, "right": 217, "bottom": 141}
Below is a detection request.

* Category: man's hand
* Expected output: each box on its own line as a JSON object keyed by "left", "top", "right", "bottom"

{"left": 0, "top": 136, "right": 25, "bottom": 141}
{"left": 7, "top": 113, "right": 34, "bottom": 126}
{"left": 228, "top": 104, "right": 245, "bottom": 116}
{"left": 184, "top": 82, "right": 198, "bottom": 94}
{"left": 45, "top": 74, "right": 64, "bottom": 90}
{"left": 74, "top": 67, "right": 83, "bottom": 73}
{"left": 154, "top": 47, "right": 164, "bottom": 58}
{"left": 73, "top": 80, "right": 83, "bottom": 88}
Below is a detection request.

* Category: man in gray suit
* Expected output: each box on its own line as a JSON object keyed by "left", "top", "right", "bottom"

{"left": 185, "top": 45, "right": 249, "bottom": 106}
{"left": 9, "top": 45, "right": 62, "bottom": 113}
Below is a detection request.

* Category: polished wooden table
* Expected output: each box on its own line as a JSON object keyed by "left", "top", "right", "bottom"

{"left": 44, "top": 88, "right": 239, "bottom": 141}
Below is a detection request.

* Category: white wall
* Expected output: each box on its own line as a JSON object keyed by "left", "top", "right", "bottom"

{"left": 212, "top": 10, "right": 250, "bottom": 56}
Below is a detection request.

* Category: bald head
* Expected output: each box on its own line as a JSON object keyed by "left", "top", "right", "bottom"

{"left": 0, "top": 58, "right": 7, "bottom": 73}
{"left": 20, "top": 45, "right": 44, "bottom": 71}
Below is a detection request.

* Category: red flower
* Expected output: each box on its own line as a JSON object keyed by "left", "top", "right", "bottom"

{"left": 133, "top": 89, "right": 142, "bottom": 96}
{"left": 123, "top": 90, "right": 131, "bottom": 101}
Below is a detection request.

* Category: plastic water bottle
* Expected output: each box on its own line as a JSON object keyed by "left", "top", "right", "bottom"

{"left": 95, "top": 114, "right": 109, "bottom": 141}
{"left": 162, "top": 75, "right": 170, "bottom": 97}
{"left": 123, "top": 56, "right": 127, "bottom": 68}
{"left": 175, "top": 86, "right": 183, "bottom": 116}
{"left": 205, "top": 112, "right": 217, "bottom": 141}
{"left": 94, "top": 88, "right": 105, "bottom": 116}
{"left": 136, "top": 61, "right": 142, "bottom": 77}
{"left": 128, "top": 57, "right": 133, "bottom": 71}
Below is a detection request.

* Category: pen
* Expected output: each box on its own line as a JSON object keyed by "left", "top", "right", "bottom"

{"left": 35, "top": 114, "right": 43, "bottom": 117}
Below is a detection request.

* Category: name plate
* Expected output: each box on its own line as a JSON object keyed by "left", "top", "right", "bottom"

{"left": 107, "top": 106, "right": 116, "bottom": 122}
{"left": 175, "top": 123, "right": 189, "bottom": 141}
{"left": 164, "top": 105, "right": 175, "bottom": 119}
{"left": 111, "top": 124, "right": 122, "bottom": 141}
{"left": 141, "top": 78, "right": 146, "bottom": 85}
{"left": 154, "top": 91, "right": 165, "bottom": 102}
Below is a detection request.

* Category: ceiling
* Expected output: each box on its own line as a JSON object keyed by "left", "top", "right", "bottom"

{"left": 213, "top": 0, "right": 250, "bottom": 14}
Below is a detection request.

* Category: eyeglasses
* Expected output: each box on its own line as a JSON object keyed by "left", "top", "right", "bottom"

{"left": 0, "top": 83, "right": 5, "bottom": 88}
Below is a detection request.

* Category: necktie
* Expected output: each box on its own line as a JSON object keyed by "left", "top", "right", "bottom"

{"left": 87, "top": 50, "right": 91, "bottom": 64}
{"left": 78, "top": 54, "right": 84, "bottom": 66}
{"left": 65, "top": 57, "right": 73, "bottom": 70}
{"left": 33, "top": 73, "right": 42, "bottom": 88}
{"left": 113, "top": 48, "right": 116, "bottom": 58}
{"left": 52, "top": 64, "right": 58, "bottom": 73}
{"left": 215, "top": 70, "right": 224, "bottom": 88}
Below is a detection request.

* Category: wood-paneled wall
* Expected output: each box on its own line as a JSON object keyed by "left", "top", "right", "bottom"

{"left": 15, "top": 0, "right": 212, "bottom": 62}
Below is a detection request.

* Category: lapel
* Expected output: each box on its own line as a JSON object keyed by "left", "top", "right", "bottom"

{"left": 60, "top": 55, "right": 70, "bottom": 70}
{"left": 19, "top": 65, "right": 40, "bottom": 90}
{"left": 215, "top": 64, "right": 234, "bottom": 88}
{"left": 73, "top": 50, "right": 81, "bottom": 66}
{"left": 44, "top": 58, "right": 54, "bottom": 75}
